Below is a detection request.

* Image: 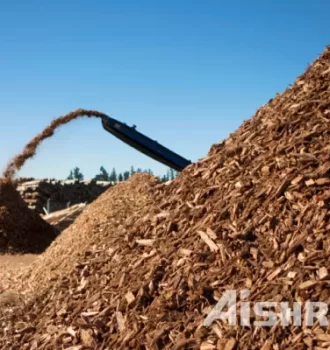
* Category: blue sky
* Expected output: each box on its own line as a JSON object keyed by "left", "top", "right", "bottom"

{"left": 0, "top": 0, "right": 329, "bottom": 179}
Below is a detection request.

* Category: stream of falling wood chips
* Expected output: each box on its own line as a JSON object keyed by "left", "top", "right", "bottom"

{"left": 3, "top": 109, "right": 109, "bottom": 179}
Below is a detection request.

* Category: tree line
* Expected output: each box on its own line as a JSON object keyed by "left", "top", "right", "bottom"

{"left": 67, "top": 166, "right": 178, "bottom": 182}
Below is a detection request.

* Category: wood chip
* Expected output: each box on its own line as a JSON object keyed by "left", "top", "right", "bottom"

{"left": 198, "top": 231, "right": 219, "bottom": 252}
{"left": 125, "top": 291, "right": 136, "bottom": 305}
{"left": 318, "top": 267, "right": 329, "bottom": 280}
{"left": 135, "top": 239, "right": 155, "bottom": 246}
{"left": 116, "top": 311, "right": 126, "bottom": 334}
{"left": 299, "top": 280, "right": 318, "bottom": 290}
{"left": 224, "top": 338, "right": 237, "bottom": 350}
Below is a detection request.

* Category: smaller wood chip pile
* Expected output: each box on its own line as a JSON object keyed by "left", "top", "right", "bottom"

{"left": 0, "top": 179, "right": 56, "bottom": 253}
{"left": 17, "top": 179, "right": 111, "bottom": 214}
{"left": 42, "top": 203, "right": 87, "bottom": 232}
{"left": 1, "top": 46, "right": 330, "bottom": 349}
{"left": 8, "top": 173, "right": 158, "bottom": 301}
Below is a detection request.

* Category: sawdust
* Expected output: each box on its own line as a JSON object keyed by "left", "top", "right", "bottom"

{"left": 3, "top": 109, "right": 109, "bottom": 179}
{"left": 1, "top": 47, "right": 330, "bottom": 349}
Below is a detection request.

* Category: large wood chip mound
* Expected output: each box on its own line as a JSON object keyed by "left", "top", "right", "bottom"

{"left": 1, "top": 46, "right": 330, "bottom": 349}
{"left": 0, "top": 180, "right": 56, "bottom": 253}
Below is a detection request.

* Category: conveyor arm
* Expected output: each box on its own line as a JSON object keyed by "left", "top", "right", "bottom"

{"left": 101, "top": 116, "right": 191, "bottom": 172}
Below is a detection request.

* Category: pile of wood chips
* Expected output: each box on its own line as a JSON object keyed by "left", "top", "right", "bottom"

{"left": 0, "top": 179, "right": 56, "bottom": 253}
{"left": 17, "top": 180, "right": 110, "bottom": 214}
{"left": 1, "top": 173, "right": 158, "bottom": 307}
{"left": 42, "top": 203, "right": 87, "bottom": 232}
{"left": 1, "top": 46, "right": 330, "bottom": 349}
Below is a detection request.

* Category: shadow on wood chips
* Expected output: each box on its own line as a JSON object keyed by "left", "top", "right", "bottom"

{"left": 0, "top": 179, "right": 56, "bottom": 253}
{"left": 1, "top": 47, "right": 330, "bottom": 349}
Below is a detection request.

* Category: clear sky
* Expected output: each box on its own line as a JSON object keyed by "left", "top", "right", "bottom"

{"left": 0, "top": 0, "right": 329, "bottom": 179}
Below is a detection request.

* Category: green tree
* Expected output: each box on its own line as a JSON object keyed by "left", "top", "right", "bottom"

{"left": 118, "top": 173, "right": 124, "bottom": 181}
{"left": 94, "top": 166, "right": 110, "bottom": 181}
{"left": 73, "top": 167, "right": 84, "bottom": 181}
{"left": 67, "top": 167, "right": 84, "bottom": 181}
{"left": 136, "top": 168, "right": 142, "bottom": 173}
{"left": 109, "top": 168, "right": 117, "bottom": 182}
{"left": 169, "top": 168, "right": 175, "bottom": 180}
{"left": 67, "top": 170, "right": 74, "bottom": 180}
{"left": 130, "top": 166, "right": 135, "bottom": 176}
{"left": 123, "top": 171, "right": 130, "bottom": 180}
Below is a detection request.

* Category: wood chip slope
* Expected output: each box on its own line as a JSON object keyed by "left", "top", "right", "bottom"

{"left": 2, "top": 46, "right": 330, "bottom": 349}
{"left": 9, "top": 173, "right": 158, "bottom": 301}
